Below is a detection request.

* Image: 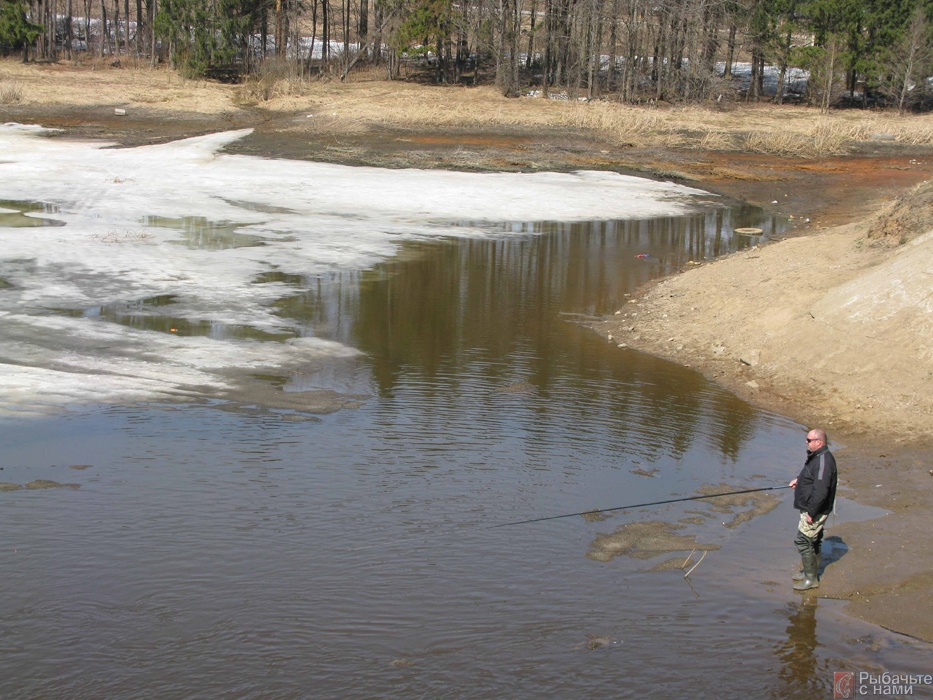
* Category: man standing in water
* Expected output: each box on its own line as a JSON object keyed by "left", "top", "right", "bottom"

{"left": 789, "top": 429, "right": 837, "bottom": 591}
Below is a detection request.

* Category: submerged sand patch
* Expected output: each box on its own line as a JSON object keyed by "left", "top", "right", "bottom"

{"left": 0, "top": 480, "right": 81, "bottom": 491}
{"left": 586, "top": 520, "right": 720, "bottom": 562}
{"left": 693, "top": 483, "right": 785, "bottom": 529}
{"left": 24, "top": 480, "right": 80, "bottom": 489}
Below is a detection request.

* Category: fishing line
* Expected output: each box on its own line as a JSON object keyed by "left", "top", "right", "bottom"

{"left": 349, "top": 484, "right": 792, "bottom": 552}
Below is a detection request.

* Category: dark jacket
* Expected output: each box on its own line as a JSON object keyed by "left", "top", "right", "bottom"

{"left": 794, "top": 445, "right": 837, "bottom": 519}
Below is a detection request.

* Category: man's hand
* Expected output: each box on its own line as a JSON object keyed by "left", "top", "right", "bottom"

{"left": 805, "top": 513, "right": 813, "bottom": 524}
{"left": 789, "top": 478, "right": 798, "bottom": 488}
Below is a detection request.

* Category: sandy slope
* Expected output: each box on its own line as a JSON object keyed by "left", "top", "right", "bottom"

{"left": 594, "top": 198, "right": 933, "bottom": 640}
{"left": 595, "top": 222, "right": 933, "bottom": 448}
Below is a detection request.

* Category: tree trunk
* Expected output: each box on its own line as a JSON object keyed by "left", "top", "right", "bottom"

{"left": 100, "top": 0, "right": 107, "bottom": 57}
{"left": 898, "top": 56, "right": 912, "bottom": 112}
{"left": 556, "top": 0, "right": 571, "bottom": 86}
{"left": 135, "top": 0, "right": 142, "bottom": 55}
{"left": 84, "top": 0, "right": 92, "bottom": 60}
{"left": 724, "top": 23, "right": 735, "bottom": 79}
{"left": 526, "top": 0, "right": 536, "bottom": 70}
{"left": 343, "top": 0, "right": 350, "bottom": 68}
{"left": 775, "top": 65, "right": 786, "bottom": 104}
{"left": 358, "top": 0, "right": 367, "bottom": 52}
{"left": 822, "top": 38, "right": 836, "bottom": 113}
{"left": 149, "top": 0, "right": 156, "bottom": 66}
{"left": 291, "top": 0, "right": 300, "bottom": 63}
{"left": 586, "top": 0, "right": 600, "bottom": 99}
{"left": 306, "top": 0, "right": 318, "bottom": 71}
{"left": 606, "top": 0, "right": 618, "bottom": 91}
{"left": 542, "top": 0, "right": 552, "bottom": 95}
{"left": 63, "top": 0, "right": 73, "bottom": 58}
{"left": 372, "top": 0, "right": 382, "bottom": 63}
{"left": 261, "top": 7, "right": 268, "bottom": 58}
{"left": 620, "top": 1, "right": 637, "bottom": 102}
{"left": 651, "top": 16, "right": 662, "bottom": 98}
{"left": 748, "top": 47, "right": 759, "bottom": 100}
{"left": 510, "top": 0, "right": 520, "bottom": 90}
{"left": 37, "top": 0, "right": 46, "bottom": 59}
{"left": 47, "top": 0, "right": 55, "bottom": 59}
{"left": 112, "top": 0, "right": 120, "bottom": 56}
{"left": 757, "top": 53, "right": 765, "bottom": 97}
{"left": 275, "top": 0, "right": 286, "bottom": 56}
{"left": 322, "top": 0, "right": 329, "bottom": 64}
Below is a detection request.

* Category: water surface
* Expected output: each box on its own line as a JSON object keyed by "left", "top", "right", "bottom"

{"left": 2, "top": 207, "right": 928, "bottom": 698}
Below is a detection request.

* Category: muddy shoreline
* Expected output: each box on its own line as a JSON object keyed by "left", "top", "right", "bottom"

{"left": 4, "top": 99, "right": 931, "bottom": 641}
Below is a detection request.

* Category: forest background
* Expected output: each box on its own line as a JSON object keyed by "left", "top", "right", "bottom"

{"left": 3, "top": 0, "right": 933, "bottom": 111}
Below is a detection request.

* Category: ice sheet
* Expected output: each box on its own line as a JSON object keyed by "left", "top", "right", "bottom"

{"left": 0, "top": 124, "right": 711, "bottom": 415}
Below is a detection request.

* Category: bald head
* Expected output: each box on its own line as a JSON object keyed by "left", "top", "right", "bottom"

{"left": 806, "top": 428, "right": 827, "bottom": 449}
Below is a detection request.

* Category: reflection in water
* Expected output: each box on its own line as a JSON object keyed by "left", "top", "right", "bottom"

{"left": 253, "top": 270, "right": 306, "bottom": 286}
{"left": 48, "top": 294, "right": 295, "bottom": 341}
{"left": 143, "top": 215, "right": 268, "bottom": 249}
{"left": 0, "top": 199, "right": 66, "bottom": 227}
{"left": 775, "top": 600, "right": 830, "bottom": 698}
{"left": 277, "top": 209, "right": 784, "bottom": 462}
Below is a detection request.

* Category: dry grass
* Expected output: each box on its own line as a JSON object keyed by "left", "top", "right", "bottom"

{"left": 233, "top": 58, "right": 318, "bottom": 105}
{"left": 4, "top": 58, "right": 933, "bottom": 157}
{"left": 743, "top": 119, "right": 852, "bottom": 157}
{"left": 0, "top": 80, "right": 24, "bottom": 104}
{"left": 0, "top": 58, "right": 236, "bottom": 114}
{"left": 696, "top": 129, "right": 738, "bottom": 151}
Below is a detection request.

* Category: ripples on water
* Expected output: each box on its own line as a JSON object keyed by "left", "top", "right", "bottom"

{"left": 2, "top": 209, "right": 929, "bottom": 698}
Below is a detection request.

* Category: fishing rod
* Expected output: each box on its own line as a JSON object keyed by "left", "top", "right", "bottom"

{"left": 350, "top": 484, "right": 792, "bottom": 552}
{"left": 487, "top": 484, "right": 793, "bottom": 528}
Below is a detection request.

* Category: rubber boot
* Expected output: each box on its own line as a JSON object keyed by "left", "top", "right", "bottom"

{"left": 793, "top": 552, "right": 820, "bottom": 591}
{"left": 793, "top": 538, "right": 821, "bottom": 581}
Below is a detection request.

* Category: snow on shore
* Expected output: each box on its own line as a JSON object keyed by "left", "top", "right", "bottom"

{"left": 0, "top": 124, "right": 711, "bottom": 415}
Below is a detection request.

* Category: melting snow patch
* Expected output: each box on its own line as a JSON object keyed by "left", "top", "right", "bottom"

{"left": 0, "top": 124, "right": 712, "bottom": 415}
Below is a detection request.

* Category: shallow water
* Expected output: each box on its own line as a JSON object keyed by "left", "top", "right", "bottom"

{"left": 0, "top": 199, "right": 65, "bottom": 228}
{"left": 1, "top": 207, "right": 929, "bottom": 698}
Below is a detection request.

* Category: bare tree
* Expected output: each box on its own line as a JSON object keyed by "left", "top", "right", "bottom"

{"left": 884, "top": 7, "right": 933, "bottom": 112}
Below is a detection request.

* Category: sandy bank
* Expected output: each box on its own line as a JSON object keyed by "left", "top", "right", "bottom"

{"left": 594, "top": 221, "right": 932, "bottom": 448}
{"left": 594, "top": 192, "right": 933, "bottom": 640}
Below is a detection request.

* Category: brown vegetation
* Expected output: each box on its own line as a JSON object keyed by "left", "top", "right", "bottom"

{"left": 4, "top": 60, "right": 933, "bottom": 159}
